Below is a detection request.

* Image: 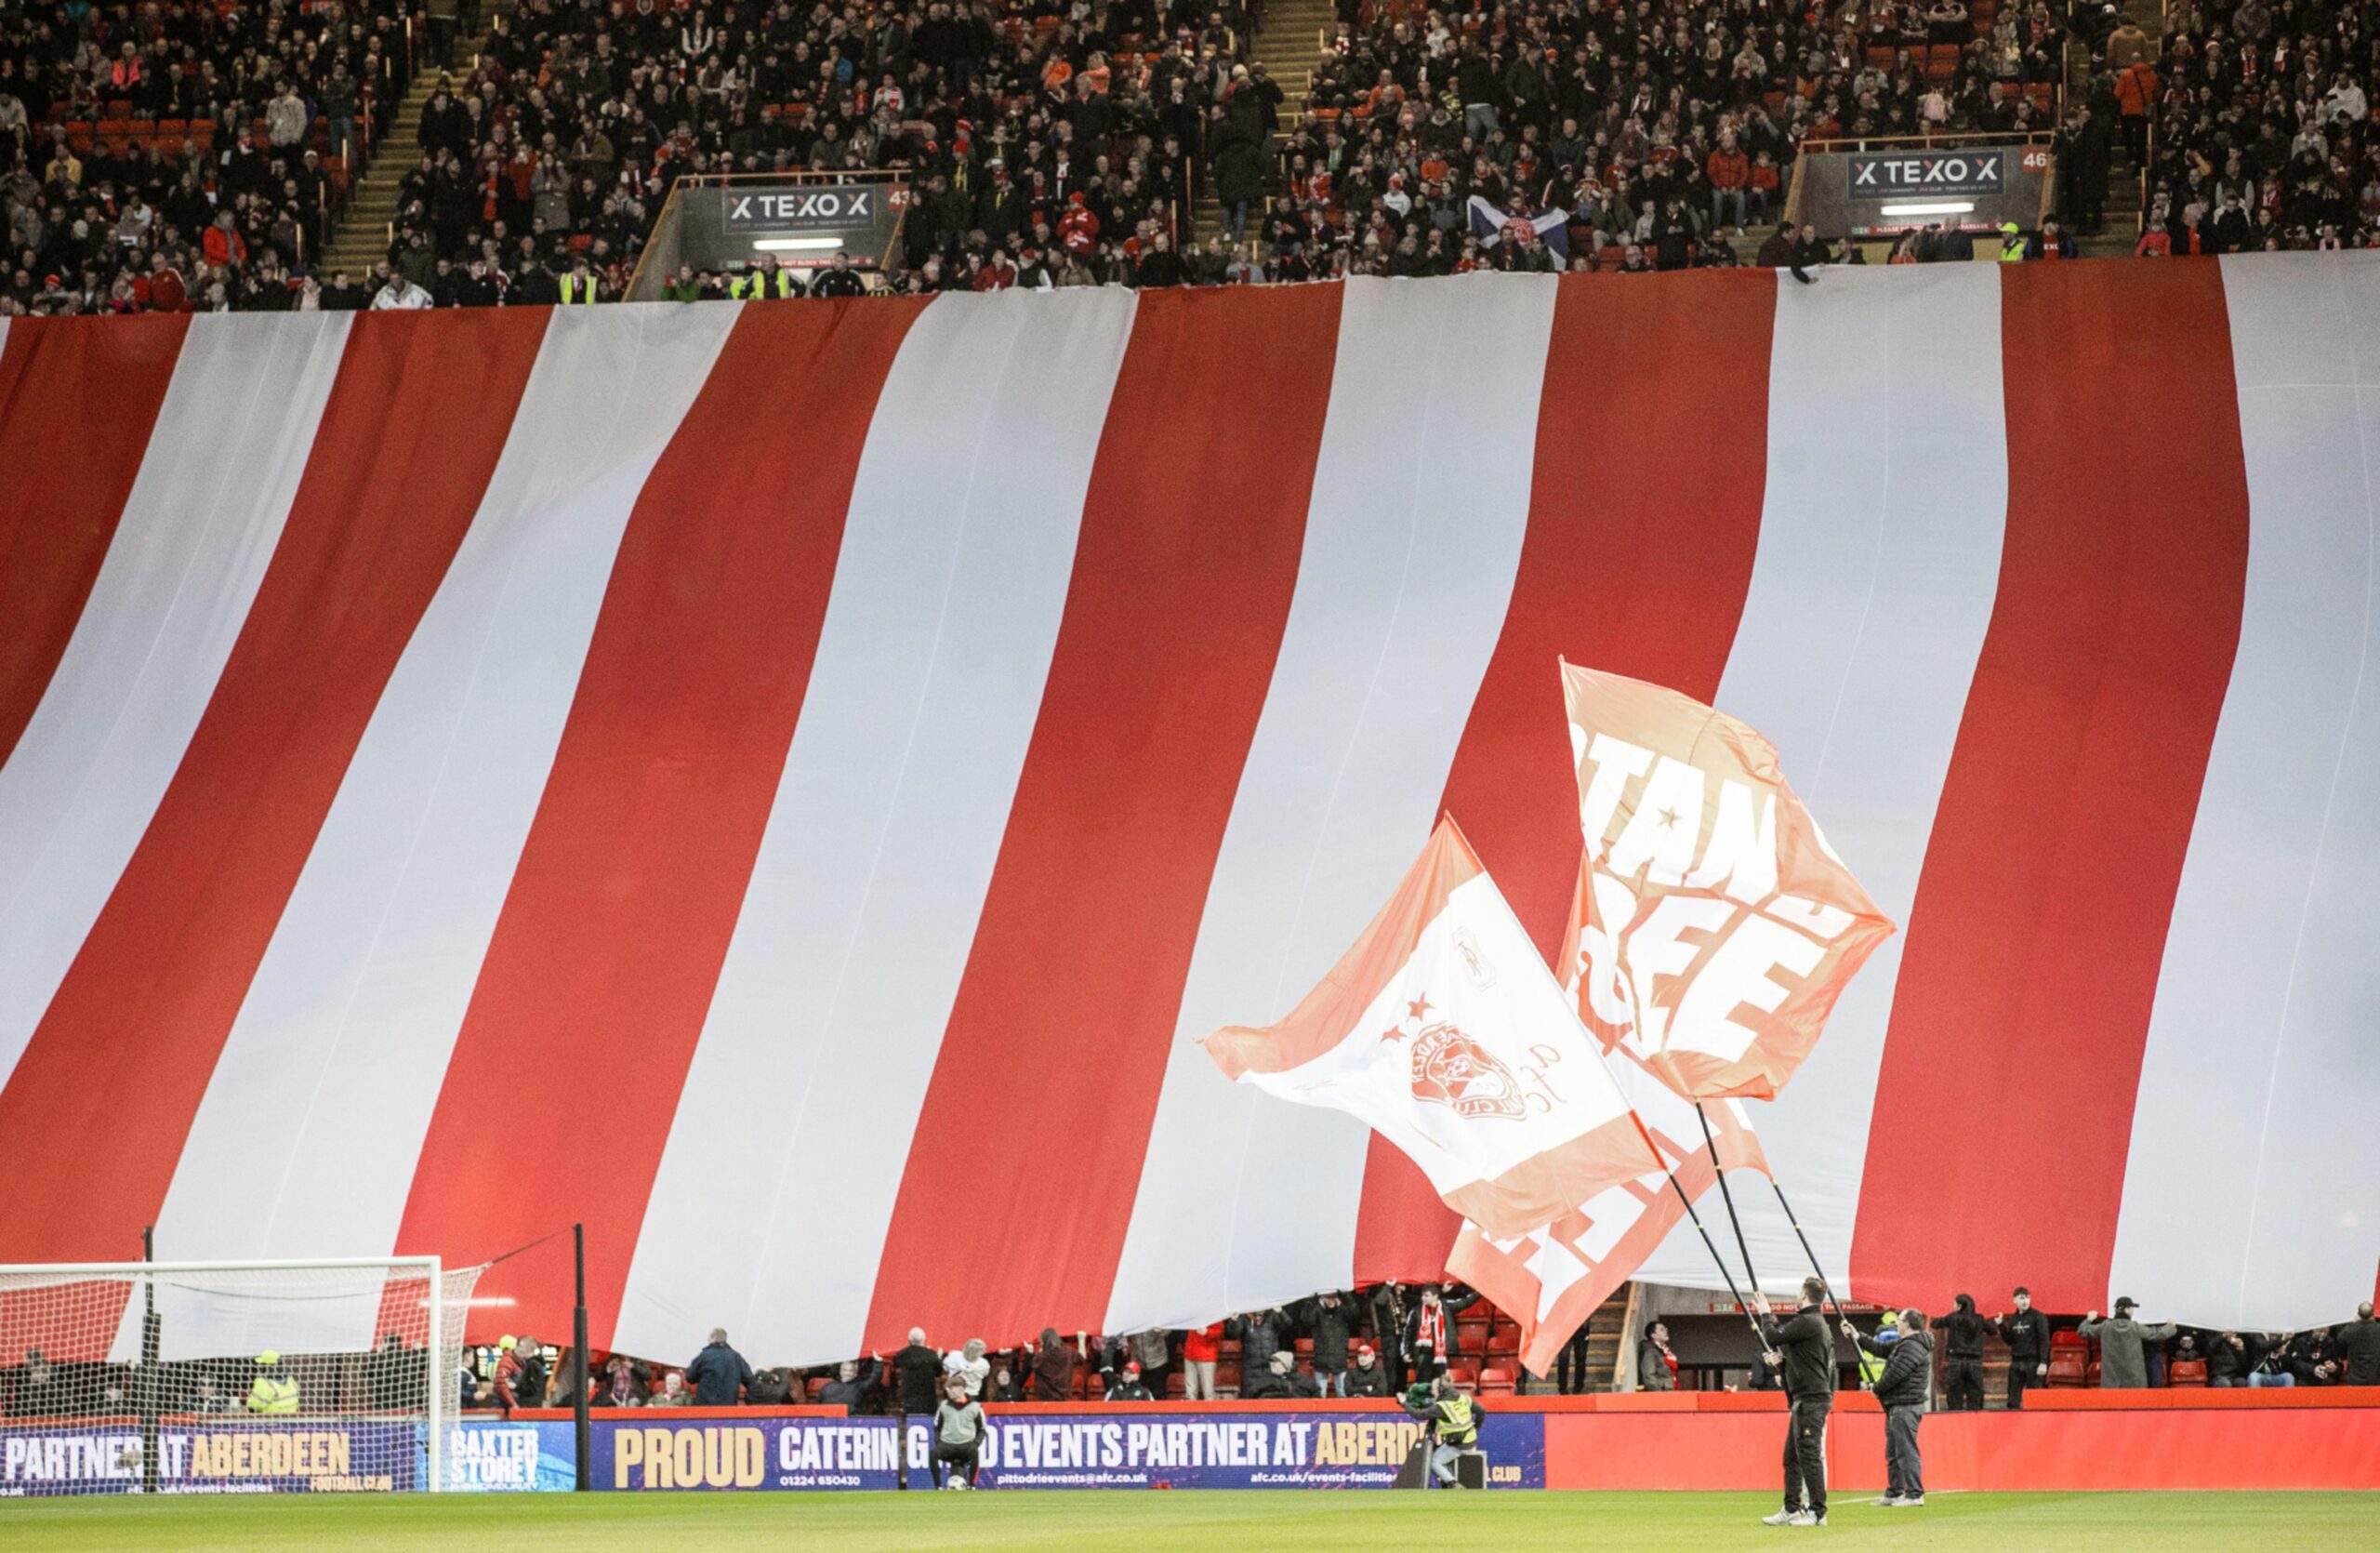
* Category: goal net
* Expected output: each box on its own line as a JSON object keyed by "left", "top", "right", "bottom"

{"left": 0, "top": 1258, "right": 480, "bottom": 1496}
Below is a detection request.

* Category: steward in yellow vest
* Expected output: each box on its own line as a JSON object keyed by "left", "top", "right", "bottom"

{"left": 245, "top": 1350, "right": 299, "bottom": 1414}
{"left": 560, "top": 265, "right": 602, "bottom": 303}
{"left": 731, "top": 261, "right": 803, "bottom": 299}
{"left": 1399, "top": 1375, "right": 1483, "bottom": 1486}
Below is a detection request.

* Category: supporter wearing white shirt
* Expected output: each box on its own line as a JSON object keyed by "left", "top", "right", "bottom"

{"left": 372, "top": 272, "right": 431, "bottom": 310}
{"left": 942, "top": 1338, "right": 990, "bottom": 1400}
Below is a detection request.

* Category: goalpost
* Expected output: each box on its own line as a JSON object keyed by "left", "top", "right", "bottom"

{"left": 0, "top": 1257, "right": 481, "bottom": 1496}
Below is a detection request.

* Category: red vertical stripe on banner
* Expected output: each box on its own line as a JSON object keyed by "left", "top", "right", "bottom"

{"left": 0, "top": 315, "right": 188, "bottom": 764}
{"left": 864, "top": 285, "right": 1342, "bottom": 1350}
{"left": 1355, "top": 272, "right": 1779, "bottom": 1285}
{"left": 0, "top": 310, "right": 549, "bottom": 1260}
{"left": 1852, "top": 264, "right": 2249, "bottom": 1315}
{"left": 395, "top": 300, "right": 927, "bottom": 1341}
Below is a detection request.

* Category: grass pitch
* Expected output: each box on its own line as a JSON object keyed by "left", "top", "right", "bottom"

{"left": 6, "top": 1491, "right": 2375, "bottom": 1551}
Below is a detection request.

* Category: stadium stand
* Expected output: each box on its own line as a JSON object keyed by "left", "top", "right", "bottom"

{"left": 0, "top": 0, "right": 441, "bottom": 311}
{"left": 4, "top": 0, "right": 2374, "bottom": 309}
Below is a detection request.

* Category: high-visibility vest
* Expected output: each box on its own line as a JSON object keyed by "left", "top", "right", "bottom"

{"left": 245, "top": 1374, "right": 299, "bottom": 1414}
{"left": 734, "top": 269, "right": 799, "bottom": 299}
{"left": 1437, "top": 1394, "right": 1476, "bottom": 1447}
{"left": 560, "top": 272, "right": 600, "bottom": 303}
{"left": 1998, "top": 235, "right": 2026, "bottom": 261}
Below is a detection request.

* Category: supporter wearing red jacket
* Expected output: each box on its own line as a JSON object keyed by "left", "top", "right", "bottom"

{"left": 144, "top": 253, "right": 187, "bottom": 312}
{"left": 1707, "top": 131, "right": 1752, "bottom": 233}
{"left": 1182, "top": 1322, "right": 1223, "bottom": 1400}
{"left": 1057, "top": 192, "right": 1100, "bottom": 258}
{"left": 202, "top": 211, "right": 247, "bottom": 270}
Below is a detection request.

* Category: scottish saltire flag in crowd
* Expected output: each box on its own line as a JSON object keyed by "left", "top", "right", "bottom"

{"left": 1205, "top": 819, "right": 1659, "bottom": 1241}
{"left": 4, "top": 259, "right": 2380, "bottom": 1366}
{"left": 1562, "top": 663, "right": 1896, "bottom": 1101}
{"left": 1466, "top": 195, "right": 1571, "bottom": 257}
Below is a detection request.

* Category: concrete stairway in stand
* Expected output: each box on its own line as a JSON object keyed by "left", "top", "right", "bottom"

{"left": 1192, "top": 0, "right": 1333, "bottom": 248}
{"left": 319, "top": 0, "right": 496, "bottom": 279}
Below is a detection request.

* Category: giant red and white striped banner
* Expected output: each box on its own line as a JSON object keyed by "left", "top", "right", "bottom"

{"left": 1, "top": 259, "right": 2375, "bottom": 1371}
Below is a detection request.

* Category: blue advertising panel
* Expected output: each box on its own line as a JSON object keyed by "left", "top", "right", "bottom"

{"left": 434, "top": 1419, "right": 579, "bottom": 1493}
{"left": 592, "top": 1408, "right": 1545, "bottom": 1492}
{"left": 0, "top": 1418, "right": 417, "bottom": 1495}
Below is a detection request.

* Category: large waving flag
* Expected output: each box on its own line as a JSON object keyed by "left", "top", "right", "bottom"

{"left": 1446, "top": 849, "right": 1778, "bottom": 1377}
{"left": 1204, "top": 818, "right": 1660, "bottom": 1241}
{"left": 1563, "top": 661, "right": 1896, "bottom": 1100}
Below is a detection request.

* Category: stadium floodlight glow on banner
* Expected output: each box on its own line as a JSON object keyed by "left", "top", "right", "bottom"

{"left": 0, "top": 1256, "right": 481, "bottom": 1496}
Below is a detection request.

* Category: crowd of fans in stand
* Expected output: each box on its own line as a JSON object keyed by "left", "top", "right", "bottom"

{"left": 2122, "top": 0, "right": 2380, "bottom": 254}
{"left": 5, "top": 0, "right": 2378, "bottom": 314}
{"left": 1, "top": 0, "right": 438, "bottom": 313}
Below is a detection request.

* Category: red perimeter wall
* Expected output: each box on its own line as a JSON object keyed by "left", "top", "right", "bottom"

{"left": 1535, "top": 1389, "right": 2380, "bottom": 1492}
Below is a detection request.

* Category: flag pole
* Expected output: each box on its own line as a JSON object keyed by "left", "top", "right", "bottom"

{"left": 1769, "top": 1177, "right": 1859, "bottom": 1351}
{"left": 1693, "top": 1101, "right": 1761, "bottom": 1289}
{"left": 1659, "top": 1166, "right": 1773, "bottom": 1351}
{"left": 1632, "top": 1117, "right": 1768, "bottom": 1350}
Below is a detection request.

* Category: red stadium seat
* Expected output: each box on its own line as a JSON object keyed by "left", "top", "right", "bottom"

{"left": 2047, "top": 1331, "right": 2090, "bottom": 1388}
{"left": 1478, "top": 1366, "right": 1517, "bottom": 1395}
{"left": 1447, "top": 1363, "right": 1479, "bottom": 1392}
{"left": 2169, "top": 1359, "right": 2208, "bottom": 1387}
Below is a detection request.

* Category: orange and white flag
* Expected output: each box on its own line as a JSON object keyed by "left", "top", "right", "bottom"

{"left": 1563, "top": 661, "right": 1896, "bottom": 1101}
{"left": 1203, "top": 818, "right": 1662, "bottom": 1242}
{"left": 1450, "top": 862, "right": 1776, "bottom": 1374}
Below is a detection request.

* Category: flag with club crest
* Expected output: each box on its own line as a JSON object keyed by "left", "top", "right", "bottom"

{"left": 1203, "top": 817, "right": 1661, "bottom": 1241}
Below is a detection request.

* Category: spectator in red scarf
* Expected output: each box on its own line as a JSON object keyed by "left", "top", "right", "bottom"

{"left": 1638, "top": 1321, "right": 1680, "bottom": 1391}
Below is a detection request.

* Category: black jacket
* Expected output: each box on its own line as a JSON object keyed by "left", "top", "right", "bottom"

{"left": 684, "top": 1341, "right": 752, "bottom": 1406}
{"left": 1296, "top": 1294, "right": 1357, "bottom": 1370}
{"left": 2335, "top": 1320, "right": 2380, "bottom": 1387}
{"left": 892, "top": 1343, "right": 944, "bottom": 1413}
{"left": 2207, "top": 1333, "right": 2256, "bottom": 1382}
{"left": 818, "top": 1370, "right": 881, "bottom": 1414}
{"left": 1862, "top": 1329, "right": 1933, "bottom": 1410}
{"left": 2332, "top": 1324, "right": 2370, "bottom": 1381}
{"left": 1997, "top": 1308, "right": 2053, "bottom": 1367}
{"left": 1240, "top": 1365, "right": 1320, "bottom": 1400}
{"left": 1931, "top": 1299, "right": 1988, "bottom": 1361}
{"left": 1758, "top": 1304, "right": 1836, "bottom": 1404}
{"left": 1227, "top": 1311, "right": 1291, "bottom": 1372}
{"left": 1337, "top": 1361, "right": 1391, "bottom": 1398}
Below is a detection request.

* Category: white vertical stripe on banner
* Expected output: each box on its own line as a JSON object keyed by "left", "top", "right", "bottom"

{"left": 1630, "top": 266, "right": 2008, "bottom": 1296}
{"left": 614, "top": 289, "right": 1138, "bottom": 1365}
{"left": 144, "top": 305, "right": 737, "bottom": 1281}
{"left": 2109, "top": 253, "right": 2380, "bottom": 1330}
{"left": 0, "top": 312, "right": 350, "bottom": 1094}
{"left": 1104, "top": 273, "right": 1556, "bottom": 1334}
